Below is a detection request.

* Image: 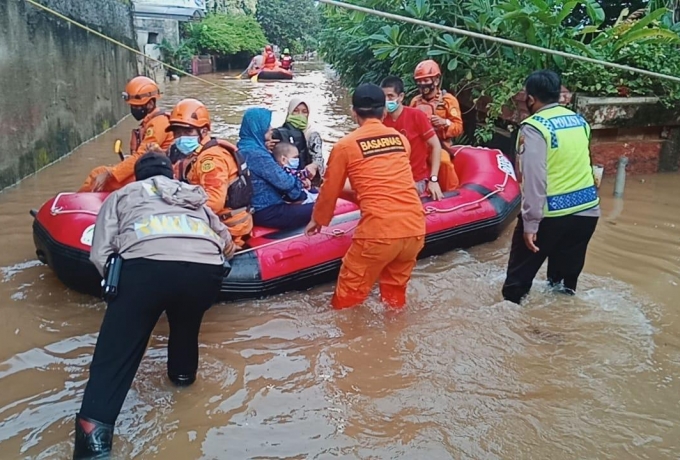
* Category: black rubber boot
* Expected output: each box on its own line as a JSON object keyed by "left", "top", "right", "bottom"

{"left": 73, "top": 413, "right": 113, "bottom": 459}
{"left": 168, "top": 373, "right": 196, "bottom": 387}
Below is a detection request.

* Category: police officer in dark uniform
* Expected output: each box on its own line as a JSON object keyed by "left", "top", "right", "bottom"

{"left": 502, "top": 70, "right": 600, "bottom": 304}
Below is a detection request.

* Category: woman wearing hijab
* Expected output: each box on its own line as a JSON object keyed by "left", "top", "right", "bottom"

{"left": 274, "top": 98, "right": 325, "bottom": 181}
{"left": 238, "top": 107, "right": 315, "bottom": 230}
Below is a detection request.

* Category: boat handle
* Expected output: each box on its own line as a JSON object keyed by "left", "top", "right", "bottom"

{"left": 462, "top": 202, "right": 483, "bottom": 212}
{"left": 273, "top": 248, "right": 303, "bottom": 262}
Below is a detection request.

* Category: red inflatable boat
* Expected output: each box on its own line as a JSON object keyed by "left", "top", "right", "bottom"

{"left": 32, "top": 147, "right": 520, "bottom": 301}
{"left": 248, "top": 67, "right": 294, "bottom": 80}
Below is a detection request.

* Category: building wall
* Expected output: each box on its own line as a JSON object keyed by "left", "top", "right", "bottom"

{"left": 134, "top": 17, "right": 180, "bottom": 48}
{"left": 0, "top": 0, "right": 137, "bottom": 190}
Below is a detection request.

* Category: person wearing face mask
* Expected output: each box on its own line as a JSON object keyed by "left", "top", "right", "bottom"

{"left": 305, "top": 83, "right": 426, "bottom": 310}
{"left": 273, "top": 98, "right": 325, "bottom": 184}
{"left": 380, "top": 76, "right": 446, "bottom": 200}
{"left": 167, "top": 98, "right": 254, "bottom": 249}
{"left": 79, "top": 76, "right": 174, "bottom": 193}
{"left": 502, "top": 70, "right": 600, "bottom": 304}
{"left": 239, "top": 107, "right": 316, "bottom": 230}
{"left": 272, "top": 142, "right": 319, "bottom": 204}
{"left": 409, "top": 60, "right": 464, "bottom": 158}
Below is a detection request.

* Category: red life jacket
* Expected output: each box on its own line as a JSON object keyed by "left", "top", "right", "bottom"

{"left": 263, "top": 52, "right": 277, "bottom": 67}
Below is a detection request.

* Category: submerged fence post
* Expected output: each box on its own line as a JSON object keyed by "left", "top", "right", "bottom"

{"left": 613, "top": 156, "right": 628, "bottom": 198}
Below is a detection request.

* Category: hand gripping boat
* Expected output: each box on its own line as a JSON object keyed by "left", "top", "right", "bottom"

{"left": 31, "top": 147, "right": 521, "bottom": 301}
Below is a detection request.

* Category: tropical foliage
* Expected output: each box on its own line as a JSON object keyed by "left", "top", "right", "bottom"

{"left": 185, "top": 14, "right": 267, "bottom": 57}
{"left": 205, "top": 0, "right": 258, "bottom": 15}
{"left": 319, "top": 0, "right": 680, "bottom": 141}
{"left": 256, "top": 0, "right": 323, "bottom": 54}
{"left": 158, "top": 13, "right": 267, "bottom": 72}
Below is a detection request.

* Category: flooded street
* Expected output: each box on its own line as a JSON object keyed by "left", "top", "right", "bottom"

{"left": 0, "top": 63, "right": 679, "bottom": 459}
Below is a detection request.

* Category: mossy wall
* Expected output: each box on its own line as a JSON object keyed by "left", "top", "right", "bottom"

{"left": 0, "top": 0, "right": 137, "bottom": 190}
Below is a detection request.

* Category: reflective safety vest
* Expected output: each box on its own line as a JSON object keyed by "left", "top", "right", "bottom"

{"left": 518, "top": 105, "right": 599, "bottom": 217}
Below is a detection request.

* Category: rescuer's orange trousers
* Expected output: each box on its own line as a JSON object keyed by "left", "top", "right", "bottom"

{"left": 437, "top": 147, "right": 460, "bottom": 191}
{"left": 332, "top": 236, "right": 425, "bottom": 310}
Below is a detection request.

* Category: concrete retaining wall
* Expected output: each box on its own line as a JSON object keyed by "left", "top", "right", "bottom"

{"left": 0, "top": 0, "right": 137, "bottom": 190}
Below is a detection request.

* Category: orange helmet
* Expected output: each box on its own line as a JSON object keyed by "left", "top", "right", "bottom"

{"left": 414, "top": 60, "right": 442, "bottom": 80}
{"left": 122, "top": 76, "right": 161, "bottom": 106}
{"left": 166, "top": 99, "right": 211, "bottom": 131}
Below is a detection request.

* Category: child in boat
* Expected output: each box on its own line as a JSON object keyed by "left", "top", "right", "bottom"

{"left": 271, "top": 142, "right": 319, "bottom": 204}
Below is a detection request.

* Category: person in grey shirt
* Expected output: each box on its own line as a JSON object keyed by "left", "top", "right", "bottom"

{"left": 502, "top": 70, "right": 600, "bottom": 304}
{"left": 73, "top": 153, "right": 235, "bottom": 459}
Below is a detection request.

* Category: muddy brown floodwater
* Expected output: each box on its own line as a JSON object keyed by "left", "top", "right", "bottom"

{"left": 0, "top": 63, "right": 679, "bottom": 459}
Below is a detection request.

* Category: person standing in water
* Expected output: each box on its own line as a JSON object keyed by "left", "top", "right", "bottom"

{"left": 73, "top": 153, "right": 234, "bottom": 459}
{"left": 502, "top": 70, "right": 600, "bottom": 304}
{"left": 79, "top": 76, "right": 174, "bottom": 193}
{"left": 306, "top": 83, "right": 426, "bottom": 309}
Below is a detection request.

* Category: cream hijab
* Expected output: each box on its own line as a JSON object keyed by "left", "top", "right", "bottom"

{"left": 287, "top": 97, "right": 319, "bottom": 141}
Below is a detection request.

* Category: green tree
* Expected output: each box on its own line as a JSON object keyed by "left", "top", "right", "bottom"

{"left": 569, "top": 0, "right": 649, "bottom": 25}
{"left": 186, "top": 14, "right": 268, "bottom": 56}
{"left": 256, "top": 0, "right": 322, "bottom": 53}
{"left": 319, "top": 0, "right": 680, "bottom": 142}
{"left": 206, "top": 0, "right": 257, "bottom": 15}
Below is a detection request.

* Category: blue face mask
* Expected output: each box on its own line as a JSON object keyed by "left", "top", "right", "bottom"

{"left": 386, "top": 100, "right": 400, "bottom": 113}
{"left": 174, "top": 136, "right": 200, "bottom": 155}
{"left": 287, "top": 157, "right": 300, "bottom": 170}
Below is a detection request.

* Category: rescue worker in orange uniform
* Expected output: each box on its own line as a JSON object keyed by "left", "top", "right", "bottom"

{"left": 167, "top": 99, "right": 253, "bottom": 248}
{"left": 262, "top": 45, "right": 278, "bottom": 70}
{"left": 410, "top": 60, "right": 464, "bottom": 191}
{"left": 79, "top": 76, "right": 174, "bottom": 193}
{"left": 305, "top": 83, "right": 426, "bottom": 309}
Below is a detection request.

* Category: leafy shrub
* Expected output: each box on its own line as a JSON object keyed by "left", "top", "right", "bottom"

{"left": 185, "top": 14, "right": 268, "bottom": 57}
{"left": 319, "top": 0, "right": 680, "bottom": 141}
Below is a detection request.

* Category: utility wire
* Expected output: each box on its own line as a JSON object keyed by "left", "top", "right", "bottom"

{"left": 318, "top": 0, "right": 680, "bottom": 84}
{"left": 24, "top": 0, "right": 242, "bottom": 92}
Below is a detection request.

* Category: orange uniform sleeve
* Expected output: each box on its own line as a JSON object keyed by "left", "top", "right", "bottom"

{"left": 136, "top": 116, "right": 171, "bottom": 154}
{"left": 312, "top": 142, "right": 349, "bottom": 227}
{"left": 109, "top": 153, "right": 139, "bottom": 184}
{"left": 442, "top": 94, "right": 464, "bottom": 139}
{"left": 111, "top": 117, "right": 172, "bottom": 184}
{"left": 195, "top": 155, "right": 231, "bottom": 214}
